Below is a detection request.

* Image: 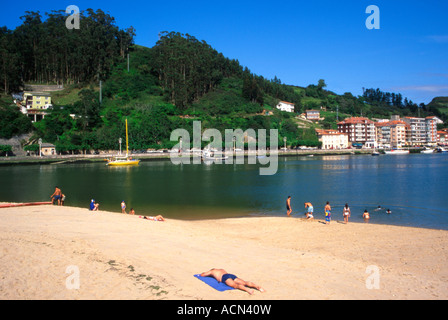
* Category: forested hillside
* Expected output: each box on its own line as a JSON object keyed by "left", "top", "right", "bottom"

{"left": 0, "top": 9, "right": 134, "bottom": 93}
{"left": 0, "top": 10, "right": 446, "bottom": 153}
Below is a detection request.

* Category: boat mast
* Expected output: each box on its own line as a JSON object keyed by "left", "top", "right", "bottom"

{"left": 126, "top": 118, "right": 129, "bottom": 157}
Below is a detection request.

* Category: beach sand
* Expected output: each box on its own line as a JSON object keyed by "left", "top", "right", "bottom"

{"left": 1, "top": 205, "right": 447, "bottom": 300}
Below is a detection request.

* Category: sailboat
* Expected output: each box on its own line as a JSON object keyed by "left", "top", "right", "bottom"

{"left": 107, "top": 119, "right": 140, "bottom": 167}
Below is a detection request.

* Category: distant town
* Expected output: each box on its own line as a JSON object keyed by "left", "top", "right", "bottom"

{"left": 6, "top": 93, "right": 446, "bottom": 158}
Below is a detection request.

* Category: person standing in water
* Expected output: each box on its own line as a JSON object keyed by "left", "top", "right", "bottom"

{"left": 324, "top": 201, "right": 332, "bottom": 224}
{"left": 343, "top": 203, "right": 351, "bottom": 224}
{"left": 304, "top": 202, "right": 314, "bottom": 220}
{"left": 363, "top": 209, "right": 370, "bottom": 223}
{"left": 286, "top": 196, "right": 292, "bottom": 216}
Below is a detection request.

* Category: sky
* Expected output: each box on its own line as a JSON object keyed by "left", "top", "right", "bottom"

{"left": 1, "top": 0, "right": 447, "bottom": 104}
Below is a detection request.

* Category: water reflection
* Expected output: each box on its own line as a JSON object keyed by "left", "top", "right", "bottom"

{"left": 1, "top": 154, "right": 447, "bottom": 229}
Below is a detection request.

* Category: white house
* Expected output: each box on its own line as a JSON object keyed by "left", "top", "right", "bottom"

{"left": 316, "top": 129, "right": 349, "bottom": 150}
{"left": 276, "top": 101, "right": 295, "bottom": 113}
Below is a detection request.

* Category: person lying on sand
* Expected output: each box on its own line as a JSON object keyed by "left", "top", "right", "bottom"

{"left": 140, "top": 215, "right": 165, "bottom": 222}
{"left": 200, "top": 268, "right": 265, "bottom": 295}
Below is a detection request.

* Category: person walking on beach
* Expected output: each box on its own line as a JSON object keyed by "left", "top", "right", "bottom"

{"left": 363, "top": 209, "right": 370, "bottom": 223}
{"left": 304, "top": 202, "right": 314, "bottom": 220}
{"left": 286, "top": 196, "right": 292, "bottom": 216}
{"left": 50, "top": 186, "right": 62, "bottom": 206}
{"left": 324, "top": 201, "right": 331, "bottom": 224}
{"left": 121, "top": 201, "right": 127, "bottom": 214}
{"left": 343, "top": 203, "right": 351, "bottom": 224}
{"left": 199, "top": 268, "right": 265, "bottom": 295}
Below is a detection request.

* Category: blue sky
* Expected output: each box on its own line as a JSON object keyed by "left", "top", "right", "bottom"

{"left": 1, "top": 0, "right": 447, "bottom": 104}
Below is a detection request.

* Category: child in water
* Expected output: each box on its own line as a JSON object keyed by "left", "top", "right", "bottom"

{"left": 363, "top": 209, "right": 370, "bottom": 222}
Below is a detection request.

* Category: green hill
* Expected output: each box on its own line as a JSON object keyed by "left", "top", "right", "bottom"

{"left": 1, "top": 10, "right": 446, "bottom": 152}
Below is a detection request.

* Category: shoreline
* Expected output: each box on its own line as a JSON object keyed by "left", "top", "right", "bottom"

{"left": 0, "top": 149, "right": 371, "bottom": 166}
{"left": 1, "top": 204, "right": 447, "bottom": 300}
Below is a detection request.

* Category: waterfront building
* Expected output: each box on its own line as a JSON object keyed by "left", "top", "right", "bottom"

{"left": 337, "top": 117, "right": 375, "bottom": 146}
{"left": 41, "top": 143, "right": 56, "bottom": 156}
{"left": 315, "top": 129, "right": 349, "bottom": 149}
{"left": 402, "top": 117, "right": 426, "bottom": 146}
{"left": 402, "top": 117, "right": 440, "bottom": 146}
{"left": 437, "top": 129, "right": 448, "bottom": 144}
{"left": 425, "top": 116, "right": 439, "bottom": 144}
{"left": 375, "top": 120, "right": 408, "bottom": 148}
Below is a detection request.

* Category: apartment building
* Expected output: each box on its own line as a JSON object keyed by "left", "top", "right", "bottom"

{"left": 337, "top": 117, "right": 376, "bottom": 145}
{"left": 402, "top": 117, "right": 440, "bottom": 145}
{"left": 375, "top": 120, "right": 408, "bottom": 148}
{"left": 425, "top": 116, "right": 439, "bottom": 144}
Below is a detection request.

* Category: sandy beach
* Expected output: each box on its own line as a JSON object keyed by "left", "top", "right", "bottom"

{"left": 1, "top": 204, "right": 447, "bottom": 300}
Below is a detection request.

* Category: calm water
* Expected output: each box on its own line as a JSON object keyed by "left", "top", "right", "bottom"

{"left": 1, "top": 154, "right": 448, "bottom": 230}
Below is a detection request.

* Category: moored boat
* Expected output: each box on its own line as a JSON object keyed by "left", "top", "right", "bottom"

{"left": 384, "top": 149, "right": 409, "bottom": 155}
{"left": 107, "top": 119, "right": 140, "bottom": 167}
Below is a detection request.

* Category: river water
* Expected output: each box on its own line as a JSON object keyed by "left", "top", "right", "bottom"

{"left": 1, "top": 153, "right": 447, "bottom": 230}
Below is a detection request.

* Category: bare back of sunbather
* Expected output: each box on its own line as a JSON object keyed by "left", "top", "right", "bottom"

{"left": 200, "top": 268, "right": 265, "bottom": 295}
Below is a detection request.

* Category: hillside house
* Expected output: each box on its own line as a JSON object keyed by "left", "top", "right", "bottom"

{"left": 276, "top": 101, "right": 295, "bottom": 113}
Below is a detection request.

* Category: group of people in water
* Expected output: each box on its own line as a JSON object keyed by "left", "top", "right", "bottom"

{"left": 50, "top": 186, "right": 66, "bottom": 206}
{"left": 286, "top": 196, "right": 392, "bottom": 224}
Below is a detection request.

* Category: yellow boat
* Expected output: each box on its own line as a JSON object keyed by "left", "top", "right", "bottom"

{"left": 107, "top": 119, "right": 140, "bottom": 167}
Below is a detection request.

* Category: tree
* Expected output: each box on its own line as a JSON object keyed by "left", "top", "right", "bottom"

{"left": 317, "top": 79, "right": 327, "bottom": 91}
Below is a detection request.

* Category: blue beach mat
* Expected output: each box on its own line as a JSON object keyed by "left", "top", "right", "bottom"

{"left": 194, "top": 274, "right": 235, "bottom": 292}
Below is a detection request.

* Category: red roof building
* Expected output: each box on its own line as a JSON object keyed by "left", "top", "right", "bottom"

{"left": 337, "top": 117, "right": 375, "bottom": 144}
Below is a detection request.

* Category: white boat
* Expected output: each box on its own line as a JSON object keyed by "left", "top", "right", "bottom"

{"left": 436, "top": 147, "right": 447, "bottom": 153}
{"left": 384, "top": 149, "right": 410, "bottom": 155}
{"left": 202, "top": 150, "right": 229, "bottom": 162}
{"left": 421, "top": 148, "right": 435, "bottom": 154}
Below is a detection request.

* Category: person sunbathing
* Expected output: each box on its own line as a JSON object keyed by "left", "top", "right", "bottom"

{"left": 141, "top": 215, "right": 165, "bottom": 222}
{"left": 200, "top": 268, "right": 265, "bottom": 295}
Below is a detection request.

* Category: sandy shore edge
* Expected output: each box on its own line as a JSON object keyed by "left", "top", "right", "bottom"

{"left": 1, "top": 204, "right": 447, "bottom": 300}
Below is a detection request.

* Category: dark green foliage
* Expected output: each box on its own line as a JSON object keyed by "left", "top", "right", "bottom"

{"left": 0, "top": 144, "right": 13, "bottom": 155}
{"left": 0, "top": 9, "right": 135, "bottom": 93}
{"left": 0, "top": 104, "right": 33, "bottom": 139}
